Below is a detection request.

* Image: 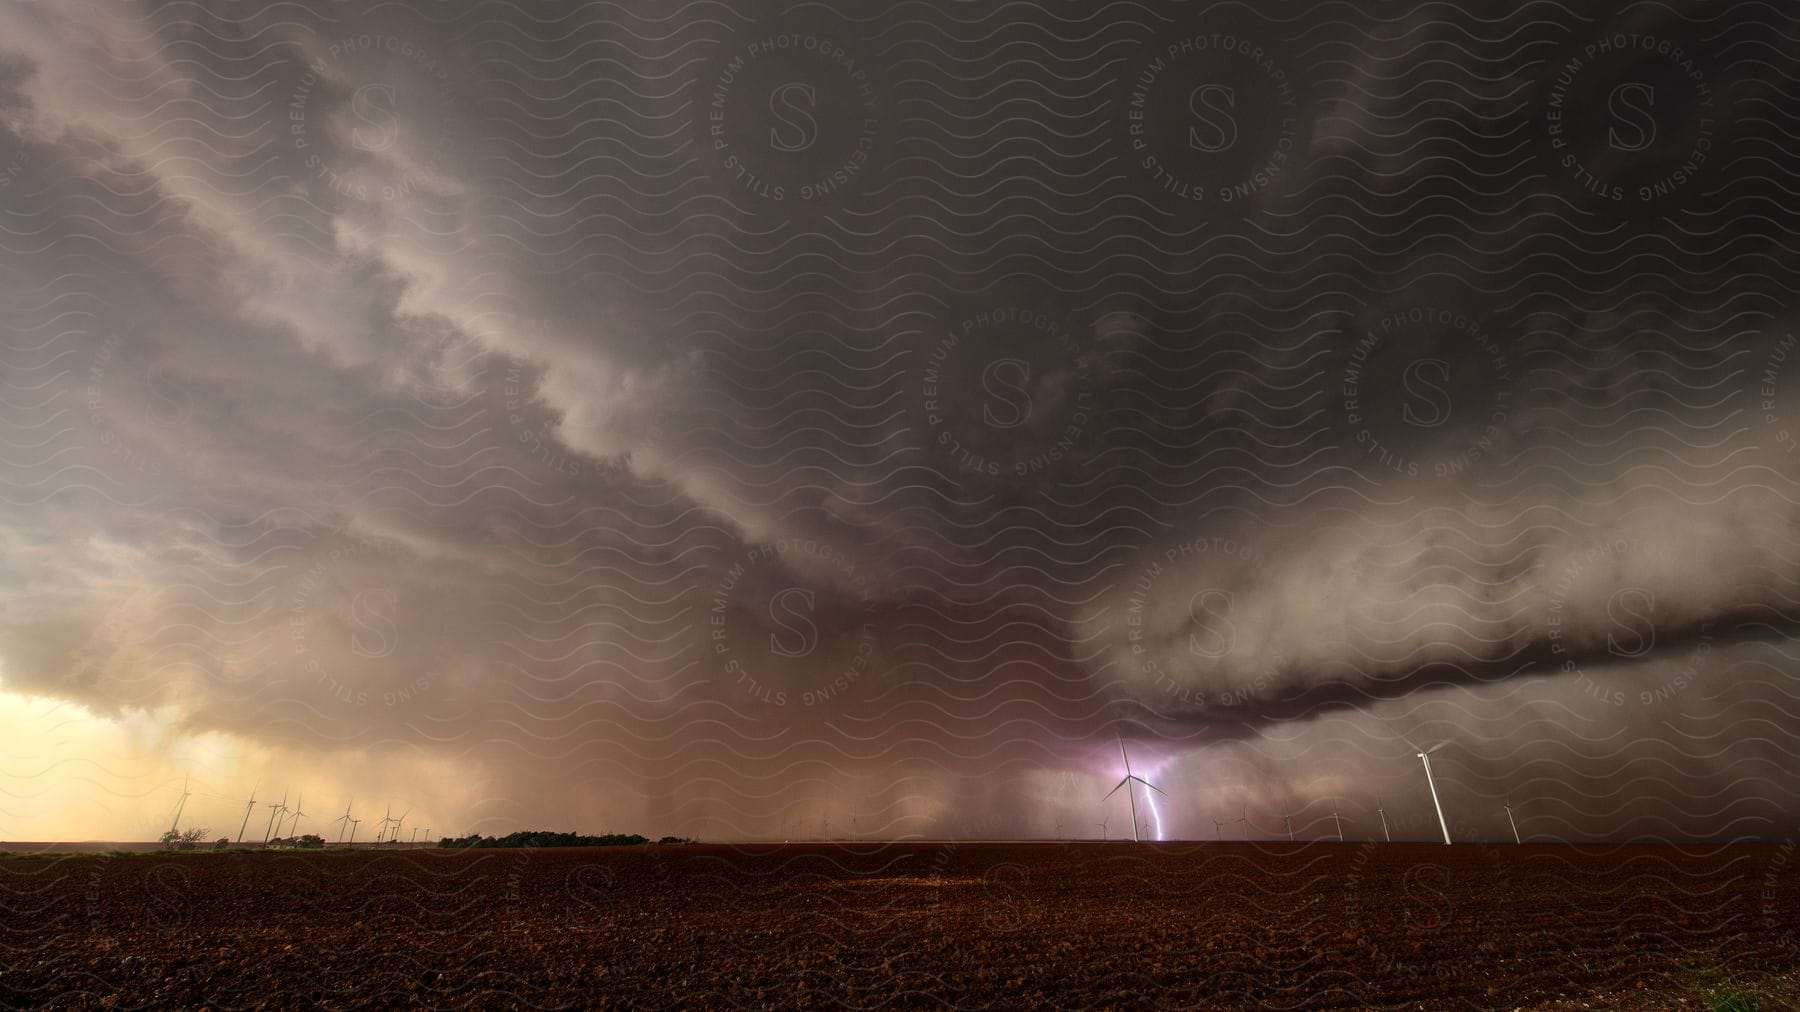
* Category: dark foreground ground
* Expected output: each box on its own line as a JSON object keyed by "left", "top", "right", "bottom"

{"left": 2, "top": 841, "right": 1797, "bottom": 1008}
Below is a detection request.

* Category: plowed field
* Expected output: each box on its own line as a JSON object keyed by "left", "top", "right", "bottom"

{"left": 3, "top": 842, "right": 1797, "bottom": 1008}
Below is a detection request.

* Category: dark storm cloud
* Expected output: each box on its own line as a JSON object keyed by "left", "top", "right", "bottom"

{"left": 1, "top": 0, "right": 1798, "bottom": 842}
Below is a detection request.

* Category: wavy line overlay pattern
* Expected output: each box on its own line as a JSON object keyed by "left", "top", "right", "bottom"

{"left": 1, "top": 0, "right": 1800, "bottom": 1002}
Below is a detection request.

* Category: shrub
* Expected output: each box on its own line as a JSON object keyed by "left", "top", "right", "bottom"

{"left": 158, "top": 827, "right": 211, "bottom": 850}
{"left": 437, "top": 831, "right": 652, "bottom": 849}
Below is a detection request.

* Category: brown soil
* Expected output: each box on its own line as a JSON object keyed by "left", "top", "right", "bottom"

{"left": 2, "top": 841, "right": 1796, "bottom": 1008}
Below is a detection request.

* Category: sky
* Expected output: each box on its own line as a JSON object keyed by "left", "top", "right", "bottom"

{"left": 1, "top": 0, "right": 1798, "bottom": 844}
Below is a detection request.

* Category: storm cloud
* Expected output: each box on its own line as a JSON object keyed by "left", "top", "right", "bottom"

{"left": 1, "top": 0, "right": 1798, "bottom": 844}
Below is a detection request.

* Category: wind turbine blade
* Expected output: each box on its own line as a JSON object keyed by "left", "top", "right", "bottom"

{"left": 1103, "top": 778, "right": 1129, "bottom": 800}
{"left": 1138, "top": 779, "right": 1168, "bottom": 797}
{"left": 1424, "top": 742, "right": 1446, "bottom": 754}
{"left": 1117, "top": 736, "right": 1132, "bottom": 777}
{"left": 1398, "top": 734, "right": 1421, "bottom": 752}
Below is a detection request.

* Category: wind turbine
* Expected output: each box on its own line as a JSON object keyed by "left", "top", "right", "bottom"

{"left": 262, "top": 790, "right": 289, "bottom": 844}
{"left": 285, "top": 793, "right": 307, "bottom": 838}
{"left": 1211, "top": 815, "right": 1227, "bottom": 841}
{"left": 1402, "top": 736, "right": 1452, "bottom": 845}
{"left": 375, "top": 803, "right": 394, "bottom": 842}
{"left": 1234, "top": 806, "right": 1249, "bottom": 840}
{"left": 1376, "top": 794, "right": 1391, "bottom": 842}
{"left": 236, "top": 786, "right": 259, "bottom": 845}
{"left": 1331, "top": 801, "right": 1344, "bottom": 842}
{"left": 1504, "top": 798, "right": 1521, "bottom": 844}
{"left": 347, "top": 817, "right": 361, "bottom": 845}
{"left": 1102, "top": 736, "right": 1165, "bottom": 843}
{"left": 168, "top": 776, "right": 192, "bottom": 838}
{"left": 1282, "top": 812, "right": 1294, "bottom": 841}
{"left": 1095, "top": 818, "right": 1108, "bottom": 841}
{"left": 335, "top": 799, "right": 354, "bottom": 844}
{"left": 392, "top": 808, "right": 411, "bottom": 843}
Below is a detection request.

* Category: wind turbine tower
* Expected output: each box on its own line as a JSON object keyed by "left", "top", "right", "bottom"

{"left": 1505, "top": 799, "right": 1521, "bottom": 844}
{"left": 263, "top": 790, "right": 289, "bottom": 844}
{"left": 1402, "top": 736, "right": 1453, "bottom": 845}
{"left": 336, "top": 799, "right": 354, "bottom": 844}
{"left": 236, "top": 787, "right": 258, "bottom": 845}
{"left": 1332, "top": 801, "right": 1344, "bottom": 842}
{"left": 1283, "top": 812, "right": 1293, "bottom": 841}
{"left": 1102, "top": 736, "right": 1166, "bottom": 843}
{"left": 1376, "top": 794, "right": 1391, "bottom": 842}
{"left": 168, "top": 776, "right": 192, "bottom": 838}
{"left": 286, "top": 793, "right": 307, "bottom": 837}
